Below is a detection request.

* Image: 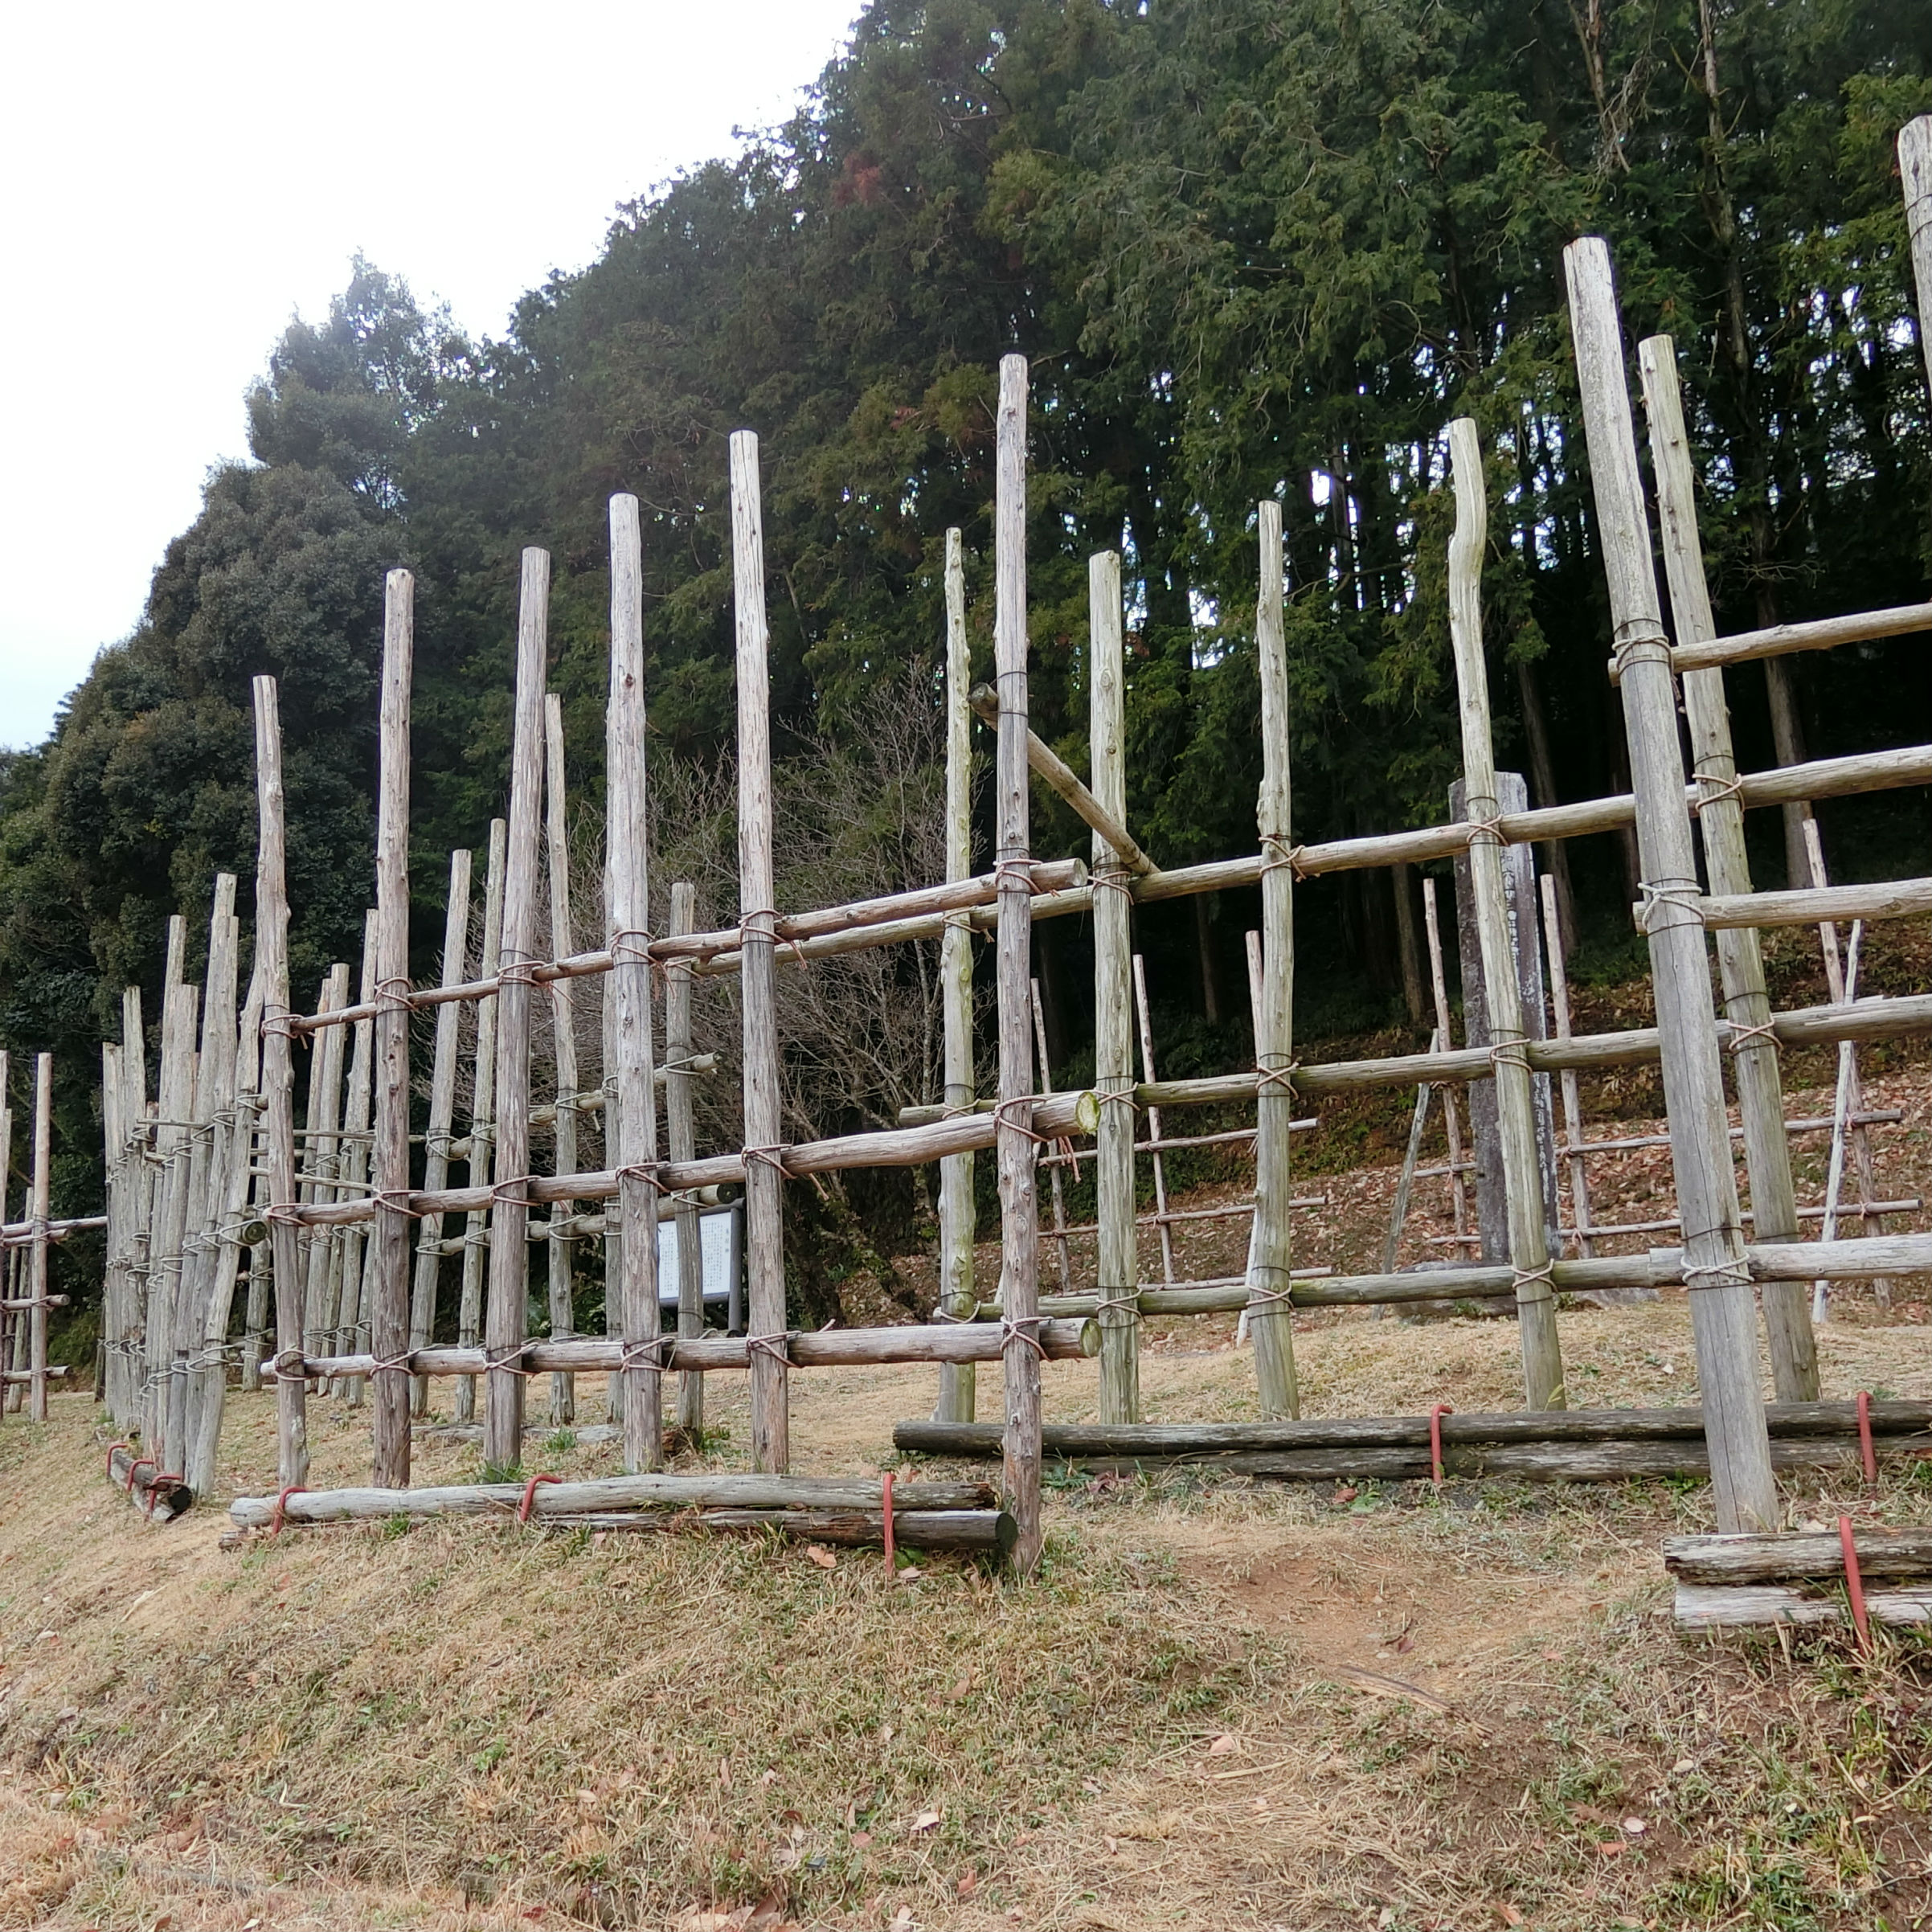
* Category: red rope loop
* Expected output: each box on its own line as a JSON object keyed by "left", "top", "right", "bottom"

{"left": 745, "top": 1332, "right": 793, "bottom": 1370}
{"left": 490, "top": 1175, "right": 540, "bottom": 1210}
{"left": 991, "top": 857, "right": 1050, "bottom": 898}
{"left": 1689, "top": 767, "right": 1746, "bottom": 814}
{"left": 1840, "top": 1514, "right": 1873, "bottom": 1654}
{"left": 743, "top": 1144, "right": 796, "bottom": 1181}
{"left": 271, "top": 1348, "right": 313, "bottom": 1384}
{"left": 1429, "top": 1404, "right": 1454, "bottom": 1486}
{"left": 991, "top": 1095, "right": 1054, "bottom": 1145}
{"left": 497, "top": 952, "right": 546, "bottom": 989}
{"left": 1089, "top": 866, "right": 1136, "bottom": 903}
{"left": 999, "top": 1314, "right": 1049, "bottom": 1361}
{"left": 1259, "top": 833, "right": 1311, "bottom": 883}
{"left": 1726, "top": 1019, "right": 1782, "bottom": 1054}
{"left": 370, "top": 1187, "right": 423, "bottom": 1222}
{"left": 608, "top": 927, "right": 656, "bottom": 966}
{"left": 1857, "top": 1389, "right": 1877, "bottom": 1486}
{"left": 269, "top": 1484, "right": 308, "bottom": 1535}
{"left": 106, "top": 1439, "right": 133, "bottom": 1483}
{"left": 260, "top": 1009, "right": 305, "bottom": 1042}
{"left": 484, "top": 1341, "right": 534, "bottom": 1380}
{"left": 124, "top": 1453, "right": 155, "bottom": 1496}
{"left": 882, "top": 1469, "right": 896, "bottom": 1576}
{"left": 372, "top": 975, "right": 416, "bottom": 1015}
{"left": 619, "top": 1333, "right": 675, "bottom": 1372}
{"left": 518, "top": 1472, "right": 563, "bottom": 1524}
{"left": 614, "top": 1160, "right": 671, "bottom": 1195}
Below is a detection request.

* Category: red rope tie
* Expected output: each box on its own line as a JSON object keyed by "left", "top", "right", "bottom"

{"left": 882, "top": 1470, "right": 896, "bottom": 1578}
{"left": 143, "top": 1473, "right": 184, "bottom": 1520}
{"left": 518, "top": 1472, "right": 563, "bottom": 1525}
{"left": 123, "top": 1453, "right": 155, "bottom": 1495}
{"left": 1429, "top": 1405, "right": 1453, "bottom": 1487}
{"left": 106, "top": 1439, "right": 133, "bottom": 1483}
{"left": 269, "top": 1484, "right": 308, "bottom": 1535}
{"left": 1857, "top": 1389, "right": 1877, "bottom": 1486}
{"left": 1839, "top": 1514, "right": 1873, "bottom": 1654}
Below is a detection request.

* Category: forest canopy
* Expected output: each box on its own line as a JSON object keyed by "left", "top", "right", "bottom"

{"left": 3, "top": 0, "right": 1930, "bottom": 1270}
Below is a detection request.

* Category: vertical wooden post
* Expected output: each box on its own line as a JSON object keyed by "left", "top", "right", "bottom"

{"left": 116, "top": 989, "right": 147, "bottom": 1424}
{"left": 993, "top": 354, "right": 1043, "bottom": 1574}
{"left": 1445, "top": 420, "right": 1565, "bottom": 1410}
{"left": 607, "top": 493, "right": 665, "bottom": 1472}
{"left": 299, "top": 968, "right": 347, "bottom": 1362}
{"left": 26, "top": 1053, "right": 51, "bottom": 1422}
{"left": 253, "top": 675, "right": 308, "bottom": 1486}
{"left": 334, "top": 918, "right": 377, "bottom": 1408}
{"left": 1418, "top": 878, "right": 1473, "bottom": 1248}
{"left": 935, "top": 527, "right": 979, "bottom": 1422}
{"left": 1088, "top": 547, "right": 1138, "bottom": 1421}
{"left": 1381, "top": 1032, "right": 1438, "bottom": 1275}
{"left": 1250, "top": 498, "right": 1300, "bottom": 1419}
{"left": 483, "top": 549, "right": 550, "bottom": 1472}
{"left": 666, "top": 881, "right": 706, "bottom": 1435}
{"left": 1639, "top": 336, "right": 1818, "bottom": 1398}
{"left": 1538, "top": 873, "right": 1598, "bottom": 1259}
{"left": 98, "top": 1044, "right": 122, "bottom": 1413}
{"left": 1564, "top": 238, "right": 1777, "bottom": 1532}
{"left": 729, "top": 432, "right": 788, "bottom": 1475}
{"left": 1901, "top": 118, "right": 1932, "bottom": 403}
{"left": 1131, "top": 956, "right": 1178, "bottom": 1287}
{"left": 411, "top": 849, "right": 472, "bottom": 1415}
{"left": 367, "top": 567, "right": 415, "bottom": 1484}
{"left": 148, "top": 968, "right": 199, "bottom": 1452}
{"left": 543, "top": 691, "right": 581, "bottom": 1427}
{"left": 456, "top": 820, "right": 507, "bottom": 1425}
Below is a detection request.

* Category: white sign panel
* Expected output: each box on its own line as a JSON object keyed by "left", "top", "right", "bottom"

{"left": 654, "top": 1206, "right": 739, "bottom": 1308}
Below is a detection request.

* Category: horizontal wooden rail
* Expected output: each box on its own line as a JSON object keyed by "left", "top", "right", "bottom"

{"left": 1694, "top": 877, "right": 1932, "bottom": 930}
{"left": 1610, "top": 598, "right": 1932, "bottom": 681}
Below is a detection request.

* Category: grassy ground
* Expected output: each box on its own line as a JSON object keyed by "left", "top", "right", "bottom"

{"left": 7, "top": 1293, "right": 1932, "bottom": 1932}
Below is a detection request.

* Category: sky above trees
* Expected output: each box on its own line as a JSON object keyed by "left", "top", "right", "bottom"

{"left": 0, "top": 0, "right": 859, "bottom": 747}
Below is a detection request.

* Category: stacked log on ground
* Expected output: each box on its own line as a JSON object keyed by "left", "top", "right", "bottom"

{"left": 895, "top": 1402, "right": 1932, "bottom": 1484}
{"left": 226, "top": 1471, "right": 1012, "bottom": 1557}
{"left": 1667, "top": 1528, "right": 1932, "bottom": 1628}
{"left": 108, "top": 1443, "right": 194, "bottom": 1521}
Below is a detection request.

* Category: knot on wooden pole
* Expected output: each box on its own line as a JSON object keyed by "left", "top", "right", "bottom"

{"left": 999, "top": 1314, "right": 1049, "bottom": 1361}
{"left": 1688, "top": 768, "right": 1746, "bottom": 814}
{"left": 1259, "top": 834, "right": 1311, "bottom": 882}
{"left": 1635, "top": 879, "right": 1706, "bottom": 935}
{"left": 1683, "top": 1255, "right": 1752, "bottom": 1292}
{"left": 1611, "top": 623, "right": 1672, "bottom": 671}
{"left": 1725, "top": 1019, "right": 1782, "bottom": 1054}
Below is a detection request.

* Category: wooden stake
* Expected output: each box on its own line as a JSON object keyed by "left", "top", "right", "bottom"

{"left": 252, "top": 676, "right": 307, "bottom": 1485}
{"left": 1639, "top": 336, "right": 1818, "bottom": 1396}
{"left": 333, "top": 918, "right": 377, "bottom": 1407}
{"left": 1089, "top": 548, "right": 1138, "bottom": 1422}
{"left": 935, "top": 526, "right": 978, "bottom": 1423}
{"left": 300, "top": 965, "right": 349, "bottom": 1364}
{"left": 543, "top": 690, "right": 580, "bottom": 1427}
{"left": 607, "top": 493, "right": 664, "bottom": 1472}
{"left": 456, "top": 820, "right": 507, "bottom": 1424}
{"left": 26, "top": 1053, "right": 51, "bottom": 1422}
{"left": 994, "top": 354, "right": 1044, "bottom": 1574}
{"left": 1030, "top": 981, "right": 1073, "bottom": 1287}
{"left": 1381, "top": 1030, "right": 1438, "bottom": 1275}
{"left": 730, "top": 434, "right": 787, "bottom": 1474}
{"left": 666, "top": 881, "right": 706, "bottom": 1434}
{"left": 1130, "top": 954, "right": 1178, "bottom": 1288}
{"left": 1537, "top": 874, "right": 1597, "bottom": 1259}
{"left": 483, "top": 549, "right": 550, "bottom": 1471}
{"left": 1249, "top": 499, "right": 1300, "bottom": 1418}
{"left": 1564, "top": 238, "right": 1776, "bottom": 1532}
{"left": 1900, "top": 117, "right": 1932, "bottom": 404}
{"left": 411, "top": 849, "right": 473, "bottom": 1414}
{"left": 1446, "top": 420, "right": 1564, "bottom": 1410}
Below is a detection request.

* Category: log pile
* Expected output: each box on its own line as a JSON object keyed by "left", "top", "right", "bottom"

{"left": 1667, "top": 1527, "right": 1932, "bottom": 1630}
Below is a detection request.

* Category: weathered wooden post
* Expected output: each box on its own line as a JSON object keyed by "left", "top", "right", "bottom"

{"left": 1090, "top": 547, "right": 1138, "bottom": 1422}
{"left": 1639, "top": 336, "right": 1819, "bottom": 1401}
{"left": 483, "top": 550, "right": 550, "bottom": 1472}
{"left": 333, "top": 919, "right": 378, "bottom": 1406}
{"left": 455, "top": 821, "right": 506, "bottom": 1425}
{"left": 369, "top": 568, "right": 415, "bottom": 1485}
{"left": 299, "top": 967, "right": 347, "bottom": 1362}
{"left": 253, "top": 675, "right": 308, "bottom": 1487}
{"left": 1420, "top": 878, "right": 1472, "bottom": 1248}
{"left": 1249, "top": 499, "right": 1300, "bottom": 1418}
{"left": 935, "top": 527, "right": 979, "bottom": 1422}
{"left": 730, "top": 432, "right": 788, "bottom": 1474}
{"left": 994, "top": 354, "right": 1045, "bottom": 1574}
{"left": 543, "top": 691, "right": 582, "bottom": 1427}
{"left": 1901, "top": 118, "right": 1932, "bottom": 401}
{"left": 1564, "top": 237, "right": 1778, "bottom": 1533}
{"left": 1538, "top": 874, "right": 1597, "bottom": 1259}
{"left": 607, "top": 492, "right": 665, "bottom": 1472}
{"left": 26, "top": 1052, "right": 51, "bottom": 1422}
{"left": 666, "top": 880, "right": 706, "bottom": 1435}
{"left": 1445, "top": 420, "right": 1563, "bottom": 1410}
{"left": 410, "top": 849, "right": 473, "bottom": 1415}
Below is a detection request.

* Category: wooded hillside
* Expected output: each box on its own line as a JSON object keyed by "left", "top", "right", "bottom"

{"left": 3, "top": 0, "right": 1930, "bottom": 1295}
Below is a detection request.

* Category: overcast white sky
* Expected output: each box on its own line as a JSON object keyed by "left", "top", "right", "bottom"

{"left": 0, "top": 0, "right": 862, "bottom": 749}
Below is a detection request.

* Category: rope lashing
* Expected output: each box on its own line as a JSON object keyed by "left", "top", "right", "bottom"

{"left": 1254, "top": 1061, "right": 1300, "bottom": 1097}
{"left": 1089, "top": 865, "right": 1136, "bottom": 903}
{"left": 618, "top": 1333, "right": 676, "bottom": 1373}
{"left": 373, "top": 975, "right": 415, "bottom": 1014}
{"left": 745, "top": 1332, "right": 793, "bottom": 1375}
{"left": 999, "top": 1315, "right": 1049, "bottom": 1361}
{"left": 1459, "top": 804, "right": 1508, "bottom": 849}
{"left": 1689, "top": 767, "right": 1746, "bottom": 814}
{"left": 608, "top": 927, "right": 656, "bottom": 968}
{"left": 1839, "top": 1515, "right": 1873, "bottom": 1654}
{"left": 517, "top": 1472, "right": 563, "bottom": 1525}
{"left": 1682, "top": 1255, "right": 1753, "bottom": 1292}
{"left": 496, "top": 952, "right": 546, "bottom": 989}
{"left": 1637, "top": 880, "right": 1707, "bottom": 935}
{"left": 1511, "top": 1260, "right": 1557, "bottom": 1305}
{"left": 743, "top": 1144, "right": 797, "bottom": 1181}
{"left": 991, "top": 1096, "right": 1054, "bottom": 1145}
{"left": 1428, "top": 1404, "right": 1454, "bottom": 1486}
{"left": 1091, "top": 1290, "right": 1143, "bottom": 1320}
{"left": 484, "top": 1341, "right": 536, "bottom": 1381}
{"left": 1726, "top": 1019, "right": 1782, "bottom": 1054}
{"left": 1612, "top": 624, "right": 1673, "bottom": 673}
{"left": 268, "top": 1485, "right": 308, "bottom": 1536}
{"left": 1486, "top": 1031, "right": 1533, "bottom": 1077}
{"left": 489, "top": 1175, "right": 541, "bottom": 1210}
{"left": 1259, "top": 833, "right": 1312, "bottom": 882}
{"left": 271, "top": 1348, "right": 313, "bottom": 1384}
{"left": 1857, "top": 1390, "right": 1877, "bottom": 1487}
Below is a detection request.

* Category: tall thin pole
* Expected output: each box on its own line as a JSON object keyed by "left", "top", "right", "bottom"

{"left": 455, "top": 821, "right": 506, "bottom": 1425}
{"left": 1639, "top": 337, "right": 1818, "bottom": 1399}
{"left": 1249, "top": 499, "right": 1300, "bottom": 1418}
{"left": 1445, "top": 420, "right": 1564, "bottom": 1411}
{"left": 27, "top": 1053, "right": 51, "bottom": 1422}
{"left": 483, "top": 549, "right": 550, "bottom": 1471}
{"left": 1538, "top": 873, "right": 1596, "bottom": 1259}
{"left": 730, "top": 432, "right": 788, "bottom": 1474}
{"left": 1089, "top": 547, "right": 1137, "bottom": 1422}
{"left": 1564, "top": 238, "right": 1776, "bottom": 1533}
{"left": 666, "top": 880, "right": 706, "bottom": 1435}
{"left": 935, "top": 526, "right": 979, "bottom": 1422}
{"left": 994, "top": 353, "right": 1043, "bottom": 1574}
{"left": 252, "top": 675, "right": 307, "bottom": 1486}
{"left": 410, "top": 849, "right": 473, "bottom": 1414}
{"left": 1029, "top": 981, "right": 1072, "bottom": 1287}
{"left": 1421, "top": 878, "right": 1472, "bottom": 1248}
{"left": 370, "top": 568, "right": 415, "bottom": 1484}
{"left": 607, "top": 493, "right": 664, "bottom": 1472}
{"left": 1130, "top": 955, "right": 1177, "bottom": 1285}
{"left": 1901, "top": 118, "right": 1932, "bottom": 403}
{"left": 543, "top": 691, "right": 581, "bottom": 1427}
